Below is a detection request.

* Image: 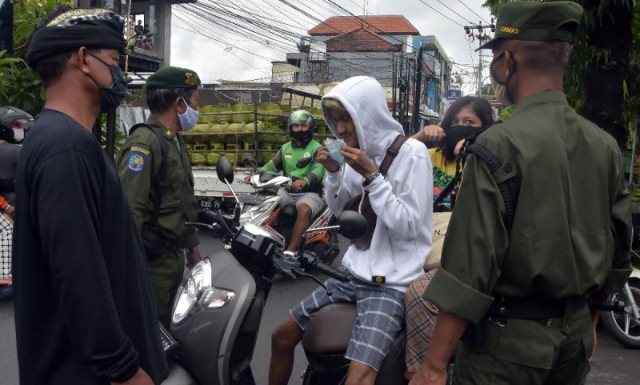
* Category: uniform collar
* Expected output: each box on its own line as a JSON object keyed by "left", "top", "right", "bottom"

{"left": 147, "top": 115, "right": 177, "bottom": 139}
{"left": 513, "top": 90, "right": 568, "bottom": 114}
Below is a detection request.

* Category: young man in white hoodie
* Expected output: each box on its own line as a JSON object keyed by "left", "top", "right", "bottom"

{"left": 269, "top": 76, "right": 432, "bottom": 385}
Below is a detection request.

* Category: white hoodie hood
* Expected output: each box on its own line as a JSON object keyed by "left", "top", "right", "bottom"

{"left": 323, "top": 76, "right": 403, "bottom": 164}
{"left": 321, "top": 76, "right": 433, "bottom": 292}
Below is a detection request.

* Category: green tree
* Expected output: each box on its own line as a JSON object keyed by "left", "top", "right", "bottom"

{"left": 483, "top": 0, "right": 637, "bottom": 150}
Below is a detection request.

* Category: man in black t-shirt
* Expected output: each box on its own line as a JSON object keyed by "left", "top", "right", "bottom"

{"left": 13, "top": 7, "right": 168, "bottom": 385}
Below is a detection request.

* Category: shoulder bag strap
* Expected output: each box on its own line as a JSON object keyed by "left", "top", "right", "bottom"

{"left": 379, "top": 134, "right": 408, "bottom": 176}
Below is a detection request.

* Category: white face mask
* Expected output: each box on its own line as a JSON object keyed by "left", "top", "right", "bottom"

{"left": 12, "top": 128, "right": 25, "bottom": 143}
{"left": 491, "top": 74, "right": 513, "bottom": 105}
{"left": 490, "top": 52, "right": 515, "bottom": 105}
{"left": 178, "top": 97, "right": 199, "bottom": 131}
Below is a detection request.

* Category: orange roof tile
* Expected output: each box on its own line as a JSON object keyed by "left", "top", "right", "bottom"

{"left": 308, "top": 15, "right": 420, "bottom": 36}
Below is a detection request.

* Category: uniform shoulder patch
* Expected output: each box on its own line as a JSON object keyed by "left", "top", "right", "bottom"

{"left": 127, "top": 151, "right": 146, "bottom": 173}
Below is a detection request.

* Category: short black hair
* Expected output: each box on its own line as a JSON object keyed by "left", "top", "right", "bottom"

{"left": 517, "top": 41, "right": 573, "bottom": 72}
{"left": 32, "top": 52, "right": 72, "bottom": 88}
{"left": 146, "top": 88, "right": 196, "bottom": 113}
{"left": 440, "top": 96, "right": 494, "bottom": 130}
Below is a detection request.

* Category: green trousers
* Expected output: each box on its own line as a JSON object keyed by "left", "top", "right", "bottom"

{"left": 148, "top": 249, "right": 185, "bottom": 328}
{"left": 453, "top": 304, "right": 592, "bottom": 385}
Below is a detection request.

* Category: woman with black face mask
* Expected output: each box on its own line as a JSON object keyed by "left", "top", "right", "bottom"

{"left": 411, "top": 96, "right": 495, "bottom": 212}
{"left": 404, "top": 96, "right": 494, "bottom": 381}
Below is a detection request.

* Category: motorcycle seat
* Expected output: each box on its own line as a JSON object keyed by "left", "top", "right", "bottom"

{"left": 302, "top": 303, "right": 356, "bottom": 353}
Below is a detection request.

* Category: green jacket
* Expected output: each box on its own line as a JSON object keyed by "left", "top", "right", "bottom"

{"left": 116, "top": 117, "right": 199, "bottom": 250}
{"left": 425, "top": 91, "right": 632, "bottom": 323}
{"left": 262, "top": 140, "right": 325, "bottom": 193}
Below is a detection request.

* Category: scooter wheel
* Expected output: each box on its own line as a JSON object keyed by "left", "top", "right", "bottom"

{"left": 601, "top": 280, "right": 640, "bottom": 349}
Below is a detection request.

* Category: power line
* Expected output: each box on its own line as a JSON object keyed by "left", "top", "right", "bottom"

{"left": 175, "top": 3, "right": 385, "bottom": 80}
{"left": 414, "top": 0, "right": 464, "bottom": 27}
{"left": 455, "top": 0, "right": 491, "bottom": 24}
{"left": 433, "top": 0, "right": 476, "bottom": 25}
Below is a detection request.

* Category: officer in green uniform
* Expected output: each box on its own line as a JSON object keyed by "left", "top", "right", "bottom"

{"left": 411, "top": 3, "right": 632, "bottom": 385}
{"left": 249, "top": 110, "right": 325, "bottom": 256}
{"left": 116, "top": 66, "right": 203, "bottom": 327}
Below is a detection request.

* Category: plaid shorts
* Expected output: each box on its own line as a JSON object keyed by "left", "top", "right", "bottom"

{"left": 404, "top": 270, "right": 439, "bottom": 374}
{"left": 0, "top": 215, "right": 13, "bottom": 280}
{"left": 290, "top": 273, "right": 405, "bottom": 371}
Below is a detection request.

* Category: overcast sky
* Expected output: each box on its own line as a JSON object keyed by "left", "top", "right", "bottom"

{"left": 169, "top": 0, "right": 494, "bottom": 95}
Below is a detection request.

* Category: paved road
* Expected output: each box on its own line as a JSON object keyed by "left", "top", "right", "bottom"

{"left": 2, "top": 234, "right": 640, "bottom": 384}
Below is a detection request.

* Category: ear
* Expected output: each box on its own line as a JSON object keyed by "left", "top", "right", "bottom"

{"left": 175, "top": 97, "right": 187, "bottom": 114}
{"left": 76, "top": 47, "right": 91, "bottom": 75}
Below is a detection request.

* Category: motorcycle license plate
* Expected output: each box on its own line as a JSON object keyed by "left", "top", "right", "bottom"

{"left": 199, "top": 199, "right": 220, "bottom": 210}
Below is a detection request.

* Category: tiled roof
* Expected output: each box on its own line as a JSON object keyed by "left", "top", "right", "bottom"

{"left": 325, "top": 28, "right": 399, "bottom": 52}
{"left": 309, "top": 15, "right": 420, "bottom": 35}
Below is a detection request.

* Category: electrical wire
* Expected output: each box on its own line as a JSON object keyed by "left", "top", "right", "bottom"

{"left": 414, "top": 0, "right": 465, "bottom": 27}
{"left": 455, "top": 0, "right": 491, "bottom": 24}
{"left": 432, "top": 0, "right": 476, "bottom": 25}
{"left": 174, "top": 5, "right": 384, "bottom": 80}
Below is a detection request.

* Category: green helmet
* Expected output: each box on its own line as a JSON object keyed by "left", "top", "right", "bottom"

{"left": 288, "top": 110, "right": 315, "bottom": 146}
{"left": 288, "top": 110, "right": 315, "bottom": 130}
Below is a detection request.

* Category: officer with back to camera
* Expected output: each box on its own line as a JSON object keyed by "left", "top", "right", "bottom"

{"left": 412, "top": 2, "right": 632, "bottom": 385}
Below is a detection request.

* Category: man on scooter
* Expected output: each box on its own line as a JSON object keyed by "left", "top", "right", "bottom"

{"left": 268, "top": 76, "right": 432, "bottom": 385}
{"left": 249, "top": 110, "right": 325, "bottom": 257}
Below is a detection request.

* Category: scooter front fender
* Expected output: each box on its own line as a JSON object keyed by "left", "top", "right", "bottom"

{"left": 170, "top": 248, "right": 257, "bottom": 385}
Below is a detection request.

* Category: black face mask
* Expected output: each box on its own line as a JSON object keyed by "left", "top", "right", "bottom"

{"left": 290, "top": 129, "right": 313, "bottom": 147}
{"left": 443, "top": 125, "right": 480, "bottom": 160}
{"left": 88, "top": 54, "right": 128, "bottom": 112}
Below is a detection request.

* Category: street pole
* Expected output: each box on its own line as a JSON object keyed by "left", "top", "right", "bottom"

{"left": 411, "top": 45, "right": 424, "bottom": 134}
{"left": 477, "top": 47, "right": 482, "bottom": 97}
{"left": 464, "top": 20, "right": 495, "bottom": 97}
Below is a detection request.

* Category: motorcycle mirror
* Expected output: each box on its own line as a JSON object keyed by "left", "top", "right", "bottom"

{"left": 296, "top": 157, "right": 313, "bottom": 168}
{"left": 337, "top": 210, "right": 368, "bottom": 239}
{"left": 216, "top": 156, "right": 241, "bottom": 205}
{"left": 216, "top": 156, "right": 234, "bottom": 183}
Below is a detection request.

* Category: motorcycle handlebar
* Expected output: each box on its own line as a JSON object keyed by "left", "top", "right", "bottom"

{"left": 312, "top": 260, "right": 352, "bottom": 282}
{"left": 271, "top": 249, "right": 351, "bottom": 282}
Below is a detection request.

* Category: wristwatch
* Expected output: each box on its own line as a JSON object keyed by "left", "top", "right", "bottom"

{"left": 363, "top": 171, "right": 380, "bottom": 187}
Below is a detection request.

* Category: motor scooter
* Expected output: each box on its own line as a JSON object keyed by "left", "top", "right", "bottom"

{"left": 233, "top": 159, "right": 340, "bottom": 265}
{"left": 160, "top": 156, "right": 380, "bottom": 385}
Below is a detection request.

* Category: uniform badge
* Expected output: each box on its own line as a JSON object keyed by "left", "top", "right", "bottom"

{"left": 284, "top": 151, "right": 293, "bottom": 158}
{"left": 304, "top": 151, "right": 311, "bottom": 158}
{"left": 127, "top": 152, "right": 146, "bottom": 173}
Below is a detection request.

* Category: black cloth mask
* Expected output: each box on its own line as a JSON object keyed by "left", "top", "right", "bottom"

{"left": 290, "top": 130, "right": 313, "bottom": 147}
{"left": 444, "top": 125, "right": 480, "bottom": 160}
{"left": 89, "top": 54, "right": 128, "bottom": 112}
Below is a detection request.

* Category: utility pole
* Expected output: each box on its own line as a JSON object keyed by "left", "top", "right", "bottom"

{"left": 411, "top": 45, "right": 424, "bottom": 134}
{"left": 464, "top": 20, "right": 495, "bottom": 97}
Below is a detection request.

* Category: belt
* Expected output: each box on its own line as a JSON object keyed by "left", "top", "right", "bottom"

{"left": 491, "top": 296, "right": 587, "bottom": 320}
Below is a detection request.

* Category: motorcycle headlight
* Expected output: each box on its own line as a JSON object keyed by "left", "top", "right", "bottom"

{"left": 171, "top": 258, "right": 235, "bottom": 325}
